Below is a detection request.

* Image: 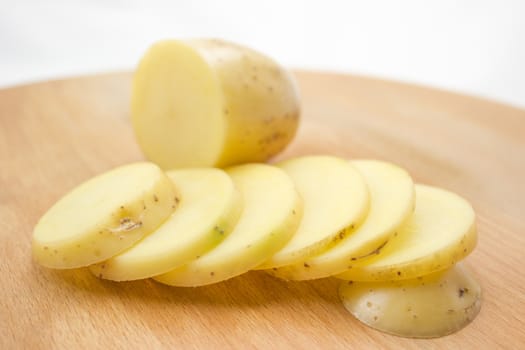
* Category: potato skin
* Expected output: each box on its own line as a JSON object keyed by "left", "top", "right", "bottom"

{"left": 192, "top": 39, "right": 301, "bottom": 167}
{"left": 339, "top": 263, "right": 481, "bottom": 338}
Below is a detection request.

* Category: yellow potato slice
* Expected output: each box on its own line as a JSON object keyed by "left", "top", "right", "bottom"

{"left": 32, "top": 163, "right": 177, "bottom": 269}
{"left": 154, "top": 164, "right": 302, "bottom": 287}
{"left": 268, "top": 160, "right": 414, "bottom": 280}
{"left": 339, "top": 263, "right": 481, "bottom": 338}
{"left": 337, "top": 184, "right": 477, "bottom": 281}
{"left": 131, "top": 39, "right": 300, "bottom": 169}
{"left": 89, "top": 168, "right": 242, "bottom": 281}
{"left": 257, "top": 156, "right": 369, "bottom": 269}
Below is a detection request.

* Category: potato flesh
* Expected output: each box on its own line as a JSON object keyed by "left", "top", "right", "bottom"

{"left": 339, "top": 263, "right": 481, "bottom": 338}
{"left": 154, "top": 164, "right": 302, "bottom": 287}
{"left": 268, "top": 160, "right": 414, "bottom": 280}
{"left": 89, "top": 168, "right": 242, "bottom": 281}
{"left": 258, "top": 156, "right": 369, "bottom": 269}
{"left": 337, "top": 184, "right": 477, "bottom": 281}
{"left": 131, "top": 39, "right": 300, "bottom": 169}
{"left": 32, "top": 163, "right": 177, "bottom": 268}
{"left": 132, "top": 41, "right": 224, "bottom": 168}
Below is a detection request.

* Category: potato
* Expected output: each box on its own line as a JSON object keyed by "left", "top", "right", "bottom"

{"left": 154, "top": 164, "right": 302, "bottom": 287}
{"left": 257, "top": 156, "right": 369, "bottom": 269}
{"left": 337, "top": 184, "right": 477, "bottom": 281}
{"left": 89, "top": 168, "right": 242, "bottom": 281}
{"left": 339, "top": 263, "right": 481, "bottom": 338}
{"left": 268, "top": 160, "right": 414, "bottom": 280}
{"left": 32, "top": 163, "right": 178, "bottom": 269}
{"left": 131, "top": 39, "right": 300, "bottom": 169}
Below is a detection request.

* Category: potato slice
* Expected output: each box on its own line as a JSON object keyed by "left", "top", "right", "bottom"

{"left": 32, "top": 163, "right": 177, "bottom": 269}
{"left": 257, "top": 156, "right": 369, "bottom": 269}
{"left": 131, "top": 39, "right": 300, "bottom": 169}
{"left": 339, "top": 263, "right": 482, "bottom": 338}
{"left": 89, "top": 168, "right": 242, "bottom": 281}
{"left": 154, "top": 164, "right": 302, "bottom": 287}
{"left": 337, "top": 184, "right": 477, "bottom": 281}
{"left": 268, "top": 160, "right": 414, "bottom": 280}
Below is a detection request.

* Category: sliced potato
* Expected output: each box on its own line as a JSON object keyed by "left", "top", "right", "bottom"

{"left": 131, "top": 39, "right": 300, "bottom": 169}
{"left": 154, "top": 164, "right": 302, "bottom": 287}
{"left": 89, "top": 168, "right": 242, "bottom": 281}
{"left": 337, "top": 184, "right": 477, "bottom": 281}
{"left": 257, "top": 156, "right": 369, "bottom": 269}
{"left": 339, "top": 263, "right": 481, "bottom": 338}
{"left": 32, "top": 162, "right": 177, "bottom": 269}
{"left": 269, "top": 160, "right": 414, "bottom": 280}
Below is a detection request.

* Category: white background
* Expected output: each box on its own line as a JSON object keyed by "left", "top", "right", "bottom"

{"left": 1, "top": 0, "right": 524, "bottom": 108}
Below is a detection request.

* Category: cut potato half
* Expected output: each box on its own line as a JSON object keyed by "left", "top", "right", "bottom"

{"left": 339, "top": 263, "right": 481, "bottom": 338}
{"left": 269, "top": 160, "right": 414, "bottom": 280}
{"left": 154, "top": 164, "right": 302, "bottom": 287}
{"left": 131, "top": 39, "right": 300, "bottom": 169}
{"left": 258, "top": 156, "right": 369, "bottom": 269}
{"left": 337, "top": 184, "right": 476, "bottom": 281}
{"left": 32, "top": 163, "right": 177, "bottom": 269}
{"left": 89, "top": 168, "right": 242, "bottom": 281}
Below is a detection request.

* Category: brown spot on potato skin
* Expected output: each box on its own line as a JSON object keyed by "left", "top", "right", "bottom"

{"left": 458, "top": 287, "right": 469, "bottom": 297}
{"left": 349, "top": 240, "right": 389, "bottom": 262}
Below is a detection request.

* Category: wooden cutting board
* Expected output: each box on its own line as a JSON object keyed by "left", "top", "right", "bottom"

{"left": 1, "top": 71, "right": 524, "bottom": 349}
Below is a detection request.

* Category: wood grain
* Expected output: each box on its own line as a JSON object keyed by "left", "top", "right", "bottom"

{"left": 1, "top": 71, "right": 524, "bottom": 349}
